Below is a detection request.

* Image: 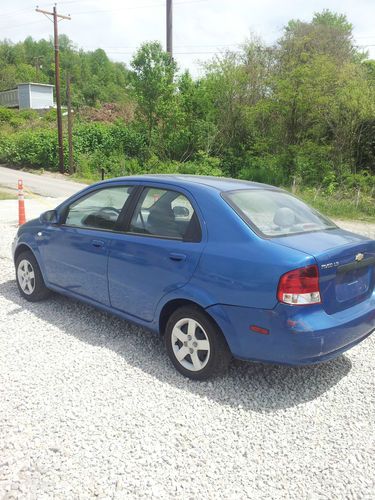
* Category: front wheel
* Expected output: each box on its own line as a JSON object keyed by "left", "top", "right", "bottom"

{"left": 15, "top": 250, "right": 50, "bottom": 302}
{"left": 165, "top": 306, "right": 232, "bottom": 380}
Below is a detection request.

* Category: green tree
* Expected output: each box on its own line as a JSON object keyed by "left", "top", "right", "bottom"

{"left": 130, "top": 42, "right": 177, "bottom": 148}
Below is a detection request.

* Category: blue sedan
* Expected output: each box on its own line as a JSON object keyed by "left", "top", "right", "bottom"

{"left": 12, "top": 175, "right": 375, "bottom": 379}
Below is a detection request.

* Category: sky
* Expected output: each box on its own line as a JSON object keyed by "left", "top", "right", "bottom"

{"left": 1, "top": 0, "right": 375, "bottom": 76}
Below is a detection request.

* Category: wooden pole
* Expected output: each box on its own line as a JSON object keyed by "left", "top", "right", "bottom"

{"left": 66, "top": 74, "right": 74, "bottom": 174}
{"left": 53, "top": 6, "right": 64, "bottom": 174}
{"left": 36, "top": 7, "right": 71, "bottom": 174}
{"left": 166, "top": 0, "right": 173, "bottom": 56}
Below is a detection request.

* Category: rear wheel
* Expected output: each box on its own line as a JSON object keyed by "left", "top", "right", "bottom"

{"left": 15, "top": 251, "right": 50, "bottom": 302}
{"left": 165, "top": 306, "right": 232, "bottom": 380}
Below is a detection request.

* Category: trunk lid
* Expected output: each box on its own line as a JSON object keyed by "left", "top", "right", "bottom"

{"left": 273, "top": 229, "right": 375, "bottom": 314}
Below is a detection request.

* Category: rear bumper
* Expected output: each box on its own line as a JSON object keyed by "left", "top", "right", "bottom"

{"left": 206, "top": 292, "right": 375, "bottom": 365}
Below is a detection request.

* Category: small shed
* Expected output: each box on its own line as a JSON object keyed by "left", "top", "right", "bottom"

{"left": 0, "top": 83, "right": 54, "bottom": 110}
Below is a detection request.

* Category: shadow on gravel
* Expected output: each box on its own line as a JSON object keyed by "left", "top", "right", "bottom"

{"left": 1, "top": 279, "right": 353, "bottom": 413}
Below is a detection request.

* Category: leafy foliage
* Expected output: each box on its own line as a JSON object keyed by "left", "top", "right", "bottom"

{"left": 0, "top": 10, "right": 374, "bottom": 212}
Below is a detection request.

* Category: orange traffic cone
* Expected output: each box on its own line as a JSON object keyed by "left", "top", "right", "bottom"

{"left": 18, "top": 179, "right": 26, "bottom": 226}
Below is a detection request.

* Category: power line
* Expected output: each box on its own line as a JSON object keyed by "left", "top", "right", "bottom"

{"left": 0, "top": 7, "right": 32, "bottom": 19}
{"left": 0, "top": 20, "right": 45, "bottom": 32}
{"left": 70, "top": 0, "right": 205, "bottom": 16}
{"left": 104, "top": 50, "right": 236, "bottom": 55}
{"left": 171, "top": 43, "right": 241, "bottom": 48}
{"left": 55, "top": 0, "right": 163, "bottom": 4}
{"left": 42, "top": 0, "right": 95, "bottom": 4}
{"left": 176, "top": 51, "right": 234, "bottom": 55}
{"left": 355, "top": 35, "right": 375, "bottom": 39}
{"left": 80, "top": 43, "right": 240, "bottom": 50}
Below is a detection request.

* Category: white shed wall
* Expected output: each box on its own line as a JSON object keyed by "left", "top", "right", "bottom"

{"left": 18, "top": 84, "right": 31, "bottom": 109}
{"left": 29, "top": 84, "right": 54, "bottom": 109}
{"left": 0, "top": 88, "right": 19, "bottom": 108}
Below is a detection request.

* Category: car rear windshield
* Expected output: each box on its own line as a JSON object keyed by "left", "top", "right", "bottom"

{"left": 223, "top": 189, "right": 337, "bottom": 237}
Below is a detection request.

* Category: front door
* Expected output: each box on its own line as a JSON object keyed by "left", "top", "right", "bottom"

{"left": 39, "top": 185, "right": 134, "bottom": 305}
{"left": 108, "top": 186, "right": 204, "bottom": 321}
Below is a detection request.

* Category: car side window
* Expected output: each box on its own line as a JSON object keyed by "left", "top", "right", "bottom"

{"left": 64, "top": 186, "right": 133, "bottom": 231}
{"left": 129, "top": 187, "right": 200, "bottom": 240}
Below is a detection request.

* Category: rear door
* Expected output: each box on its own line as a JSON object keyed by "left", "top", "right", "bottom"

{"left": 108, "top": 185, "right": 205, "bottom": 322}
{"left": 39, "top": 184, "right": 134, "bottom": 305}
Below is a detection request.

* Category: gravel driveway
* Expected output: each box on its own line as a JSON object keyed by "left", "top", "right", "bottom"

{"left": 0, "top": 217, "right": 374, "bottom": 499}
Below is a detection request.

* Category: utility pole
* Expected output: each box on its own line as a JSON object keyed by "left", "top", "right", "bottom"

{"left": 66, "top": 74, "right": 74, "bottom": 174}
{"left": 166, "top": 0, "right": 173, "bottom": 57}
{"left": 36, "top": 5, "right": 71, "bottom": 174}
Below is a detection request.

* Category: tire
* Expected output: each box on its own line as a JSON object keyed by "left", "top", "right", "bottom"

{"left": 15, "top": 250, "right": 50, "bottom": 302}
{"left": 165, "top": 306, "right": 232, "bottom": 380}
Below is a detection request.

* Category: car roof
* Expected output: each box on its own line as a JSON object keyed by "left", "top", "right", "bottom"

{"left": 105, "top": 174, "right": 281, "bottom": 193}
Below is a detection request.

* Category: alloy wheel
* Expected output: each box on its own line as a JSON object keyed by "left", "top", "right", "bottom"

{"left": 171, "top": 317, "right": 210, "bottom": 371}
{"left": 17, "top": 259, "right": 35, "bottom": 295}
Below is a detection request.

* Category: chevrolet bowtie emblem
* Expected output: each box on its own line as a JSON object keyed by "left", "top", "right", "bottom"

{"left": 355, "top": 253, "right": 364, "bottom": 262}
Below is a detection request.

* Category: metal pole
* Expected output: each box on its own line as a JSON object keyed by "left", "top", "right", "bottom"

{"left": 53, "top": 6, "right": 64, "bottom": 174}
{"left": 166, "top": 0, "right": 173, "bottom": 57}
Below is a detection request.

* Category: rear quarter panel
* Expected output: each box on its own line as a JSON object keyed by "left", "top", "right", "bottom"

{"left": 187, "top": 189, "right": 316, "bottom": 310}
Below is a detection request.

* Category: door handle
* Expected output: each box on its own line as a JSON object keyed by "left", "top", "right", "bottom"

{"left": 169, "top": 253, "right": 187, "bottom": 262}
{"left": 92, "top": 239, "right": 105, "bottom": 248}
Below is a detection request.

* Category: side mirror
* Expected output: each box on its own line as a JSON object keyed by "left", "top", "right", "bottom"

{"left": 39, "top": 209, "right": 59, "bottom": 225}
{"left": 173, "top": 205, "right": 190, "bottom": 218}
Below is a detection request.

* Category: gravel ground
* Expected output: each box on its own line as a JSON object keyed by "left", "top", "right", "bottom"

{"left": 0, "top": 215, "right": 374, "bottom": 500}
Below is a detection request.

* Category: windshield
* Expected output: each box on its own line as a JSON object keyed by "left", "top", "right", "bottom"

{"left": 223, "top": 189, "right": 337, "bottom": 237}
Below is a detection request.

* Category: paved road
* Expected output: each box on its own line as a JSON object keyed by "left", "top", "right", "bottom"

{"left": 0, "top": 165, "right": 87, "bottom": 198}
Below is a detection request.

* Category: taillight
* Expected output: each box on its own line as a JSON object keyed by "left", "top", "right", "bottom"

{"left": 277, "top": 265, "right": 321, "bottom": 305}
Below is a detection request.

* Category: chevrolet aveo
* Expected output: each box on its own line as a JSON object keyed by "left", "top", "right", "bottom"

{"left": 13, "top": 175, "right": 375, "bottom": 379}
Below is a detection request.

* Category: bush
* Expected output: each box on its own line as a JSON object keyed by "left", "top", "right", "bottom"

{"left": 18, "top": 109, "right": 39, "bottom": 121}
{"left": 293, "top": 142, "right": 335, "bottom": 185}
{"left": 72, "top": 121, "right": 147, "bottom": 159}
{"left": 341, "top": 172, "right": 375, "bottom": 192}
{"left": 43, "top": 109, "right": 57, "bottom": 122}
{"left": 0, "top": 120, "right": 149, "bottom": 172}
{"left": 0, "top": 129, "right": 58, "bottom": 169}
{"left": 0, "top": 107, "right": 41, "bottom": 129}
{"left": 74, "top": 150, "right": 224, "bottom": 181}
{"left": 0, "top": 107, "right": 14, "bottom": 124}
{"left": 109, "top": 121, "right": 148, "bottom": 159}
